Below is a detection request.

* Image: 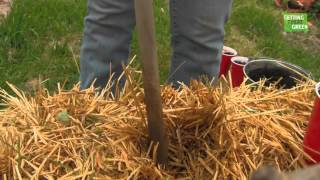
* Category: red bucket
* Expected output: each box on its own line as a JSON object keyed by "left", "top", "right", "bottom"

{"left": 304, "top": 82, "right": 320, "bottom": 163}
{"left": 219, "top": 46, "right": 237, "bottom": 77}
{"left": 231, "top": 56, "right": 249, "bottom": 87}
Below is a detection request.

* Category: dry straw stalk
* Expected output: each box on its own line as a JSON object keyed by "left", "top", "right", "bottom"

{"left": 0, "top": 68, "right": 316, "bottom": 179}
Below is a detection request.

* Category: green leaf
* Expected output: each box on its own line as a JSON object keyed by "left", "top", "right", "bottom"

{"left": 57, "top": 110, "right": 69, "bottom": 123}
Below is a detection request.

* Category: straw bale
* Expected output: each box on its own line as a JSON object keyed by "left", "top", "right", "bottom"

{"left": 0, "top": 70, "right": 316, "bottom": 179}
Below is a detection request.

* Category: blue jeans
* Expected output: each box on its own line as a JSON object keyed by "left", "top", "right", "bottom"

{"left": 80, "top": 0, "right": 233, "bottom": 89}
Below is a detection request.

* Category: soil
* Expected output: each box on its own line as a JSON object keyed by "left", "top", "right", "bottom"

{"left": 247, "top": 67, "right": 308, "bottom": 89}
{"left": 223, "top": 52, "right": 235, "bottom": 56}
{"left": 234, "top": 60, "right": 247, "bottom": 65}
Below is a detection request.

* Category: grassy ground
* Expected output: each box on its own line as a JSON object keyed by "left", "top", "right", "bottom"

{"left": 0, "top": 0, "right": 319, "bottom": 93}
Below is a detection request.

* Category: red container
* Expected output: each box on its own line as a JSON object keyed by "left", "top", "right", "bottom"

{"left": 304, "top": 82, "right": 320, "bottom": 163}
{"left": 219, "top": 46, "right": 237, "bottom": 77}
{"left": 231, "top": 56, "right": 249, "bottom": 87}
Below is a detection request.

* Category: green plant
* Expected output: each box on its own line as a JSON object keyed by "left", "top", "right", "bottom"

{"left": 310, "top": 0, "right": 320, "bottom": 18}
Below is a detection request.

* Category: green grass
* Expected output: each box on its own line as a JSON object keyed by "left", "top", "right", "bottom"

{"left": 0, "top": 0, "right": 86, "bottom": 92}
{"left": 0, "top": 0, "right": 319, "bottom": 93}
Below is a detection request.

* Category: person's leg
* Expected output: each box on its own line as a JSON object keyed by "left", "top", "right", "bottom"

{"left": 80, "top": 0, "right": 135, "bottom": 90}
{"left": 168, "top": 0, "right": 233, "bottom": 87}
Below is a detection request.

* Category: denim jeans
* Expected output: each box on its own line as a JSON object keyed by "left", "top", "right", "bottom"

{"left": 80, "top": 0, "right": 233, "bottom": 89}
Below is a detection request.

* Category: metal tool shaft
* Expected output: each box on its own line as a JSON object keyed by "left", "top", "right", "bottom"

{"left": 134, "top": 0, "right": 168, "bottom": 165}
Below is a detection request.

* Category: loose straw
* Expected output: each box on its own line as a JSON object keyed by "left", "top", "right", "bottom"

{"left": 0, "top": 68, "right": 316, "bottom": 179}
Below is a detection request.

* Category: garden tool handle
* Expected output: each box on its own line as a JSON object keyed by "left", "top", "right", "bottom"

{"left": 134, "top": 0, "right": 168, "bottom": 165}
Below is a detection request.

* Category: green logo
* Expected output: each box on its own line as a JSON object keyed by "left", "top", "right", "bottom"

{"left": 284, "top": 13, "right": 308, "bottom": 33}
